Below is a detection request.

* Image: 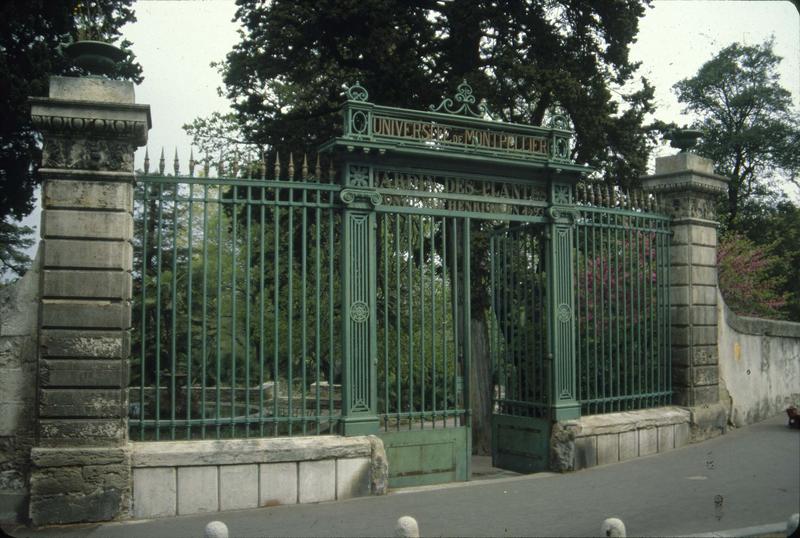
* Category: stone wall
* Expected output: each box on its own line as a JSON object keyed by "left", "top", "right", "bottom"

{"left": 550, "top": 407, "right": 691, "bottom": 472}
{"left": 130, "top": 435, "right": 388, "bottom": 519}
{"left": 0, "top": 252, "right": 40, "bottom": 523}
{"left": 718, "top": 290, "right": 800, "bottom": 427}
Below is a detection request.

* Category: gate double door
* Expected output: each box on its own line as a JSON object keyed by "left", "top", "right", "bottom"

{"left": 489, "top": 224, "right": 551, "bottom": 473}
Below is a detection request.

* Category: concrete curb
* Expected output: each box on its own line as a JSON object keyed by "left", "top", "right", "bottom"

{"left": 685, "top": 521, "right": 787, "bottom": 537}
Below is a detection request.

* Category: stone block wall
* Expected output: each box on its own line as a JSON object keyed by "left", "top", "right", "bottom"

{"left": 718, "top": 290, "right": 800, "bottom": 427}
{"left": 129, "top": 435, "right": 388, "bottom": 519}
{"left": 0, "top": 253, "right": 40, "bottom": 523}
{"left": 550, "top": 407, "right": 691, "bottom": 472}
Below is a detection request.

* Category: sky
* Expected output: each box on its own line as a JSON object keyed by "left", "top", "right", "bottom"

{"left": 16, "top": 0, "right": 800, "bottom": 241}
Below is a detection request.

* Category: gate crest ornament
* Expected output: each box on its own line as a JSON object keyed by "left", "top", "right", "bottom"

{"left": 429, "top": 79, "right": 490, "bottom": 119}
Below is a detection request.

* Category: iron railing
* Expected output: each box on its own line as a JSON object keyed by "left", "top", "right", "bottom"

{"left": 574, "top": 184, "right": 672, "bottom": 414}
{"left": 376, "top": 213, "right": 469, "bottom": 431}
{"left": 130, "top": 151, "right": 343, "bottom": 440}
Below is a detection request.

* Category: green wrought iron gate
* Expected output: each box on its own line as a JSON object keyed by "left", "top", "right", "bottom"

{"left": 489, "top": 224, "right": 551, "bottom": 472}
{"left": 131, "top": 80, "right": 673, "bottom": 489}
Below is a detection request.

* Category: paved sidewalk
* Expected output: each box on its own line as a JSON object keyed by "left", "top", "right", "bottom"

{"left": 6, "top": 415, "right": 799, "bottom": 537}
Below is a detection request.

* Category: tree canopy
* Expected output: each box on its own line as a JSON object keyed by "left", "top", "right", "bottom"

{"left": 0, "top": 0, "right": 142, "bottom": 278}
{"left": 673, "top": 40, "right": 800, "bottom": 232}
{"left": 674, "top": 40, "right": 800, "bottom": 320}
{"left": 211, "top": 0, "right": 658, "bottom": 186}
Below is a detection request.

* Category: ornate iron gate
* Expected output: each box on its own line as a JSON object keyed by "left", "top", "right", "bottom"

{"left": 489, "top": 224, "right": 551, "bottom": 472}
{"left": 131, "top": 80, "right": 673, "bottom": 487}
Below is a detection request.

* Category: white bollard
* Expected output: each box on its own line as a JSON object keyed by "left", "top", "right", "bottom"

{"left": 601, "top": 517, "right": 626, "bottom": 537}
{"left": 395, "top": 515, "right": 420, "bottom": 538}
{"left": 786, "top": 513, "right": 799, "bottom": 537}
{"left": 204, "top": 520, "right": 229, "bottom": 538}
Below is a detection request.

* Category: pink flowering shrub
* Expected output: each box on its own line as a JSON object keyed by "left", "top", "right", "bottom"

{"left": 717, "top": 233, "right": 787, "bottom": 319}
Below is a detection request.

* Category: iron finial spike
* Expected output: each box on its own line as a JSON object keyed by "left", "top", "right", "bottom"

{"left": 203, "top": 152, "right": 210, "bottom": 178}
{"left": 189, "top": 148, "right": 195, "bottom": 178}
{"left": 603, "top": 185, "right": 610, "bottom": 207}
{"left": 288, "top": 152, "right": 295, "bottom": 180}
{"left": 173, "top": 147, "right": 180, "bottom": 176}
{"left": 302, "top": 153, "right": 309, "bottom": 180}
{"left": 218, "top": 150, "right": 225, "bottom": 177}
{"left": 158, "top": 147, "right": 165, "bottom": 175}
{"left": 261, "top": 150, "right": 267, "bottom": 180}
{"left": 610, "top": 185, "right": 617, "bottom": 207}
{"left": 232, "top": 149, "right": 239, "bottom": 178}
{"left": 315, "top": 154, "right": 321, "bottom": 180}
{"left": 274, "top": 152, "right": 281, "bottom": 180}
{"left": 328, "top": 158, "right": 335, "bottom": 182}
{"left": 143, "top": 146, "right": 150, "bottom": 174}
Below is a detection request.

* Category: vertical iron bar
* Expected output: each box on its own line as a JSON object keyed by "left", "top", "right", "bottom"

{"left": 170, "top": 185, "right": 178, "bottom": 440}
{"left": 138, "top": 182, "right": 149, "bottom": 441}
{"left": 259, "top": 190, "right": 265, "bottom": 436}
{"left": 245, "top": 185, "right": 252, "bottom": 436}
{"left": 301, "top": 187, "right": 308, "bottom": 434}
{"left": 186, "top": 182, "right": 194, "bottom": 438}
{"left": 201, "top": 184, "right": 209, "bottom": 438}
{"left": 407, "top": 215, "right": 414, "bottom": 429}
{"left": 154, "top": 182, "right": 164, "bottom": 440}
{"left": 231, "top": 187, "right": 238, "bottom": 437}
{"left": 215, "top": 190, "right": 222, "bottom": 439}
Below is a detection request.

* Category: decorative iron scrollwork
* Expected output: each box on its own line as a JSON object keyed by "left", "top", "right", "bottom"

{"left": 345, "top": 82, "right": 369, "bottom": 102}
{"left": 340, "top": 188, "right": 382, "bottom": 206}
{"left": 429, "top": 80, "right": 490, "bottom": 118}
{"left": 350, "top": 301, "right": 369, "bottom": 323}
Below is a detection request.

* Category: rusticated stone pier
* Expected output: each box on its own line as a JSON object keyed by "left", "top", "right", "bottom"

{"left": 27, "top": 75, "right": 150, "bottom": 526}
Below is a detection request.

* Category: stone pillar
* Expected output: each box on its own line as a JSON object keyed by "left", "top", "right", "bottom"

{"left": 27, "top": 75, "right": 150, "bottom": 525}
{"left": 641, "top": 152, "right": 729, "bottom": 440}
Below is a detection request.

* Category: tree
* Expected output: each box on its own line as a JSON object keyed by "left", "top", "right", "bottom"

{"left": 0, "top": 0, "right": 142, "bottom": 278}
{"left": 673, "top": 40, "right": 800, "bottom": 232}
{"left": 203, "top": 0, "right": 660, "bottom": 454}
{"left": 218, "top": 0, "right": 658, "bottom": 185}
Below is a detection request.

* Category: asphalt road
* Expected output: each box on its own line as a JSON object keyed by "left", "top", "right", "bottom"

{"left": 7, "top": 414, "right": 799, "bottom": 537}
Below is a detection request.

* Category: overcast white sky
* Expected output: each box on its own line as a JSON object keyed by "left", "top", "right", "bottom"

{"left": 18, "top": 0, "right": 800, "bottom": 238}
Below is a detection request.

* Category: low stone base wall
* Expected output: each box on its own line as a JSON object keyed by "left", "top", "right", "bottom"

{"left": 130, "top": 435, "right": 387, "bottom": 519}
{"left": 550, "top": 407, "right": 691, "bottom": 471}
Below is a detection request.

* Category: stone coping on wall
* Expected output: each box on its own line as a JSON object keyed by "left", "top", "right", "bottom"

{"left": 565, "top": 406, "right": 691, "bottom": 438}
{"left": 130, "top": 435, "right": 374, "bottom": 467}
{"left": 722, "top": 299, "right": 800, "bottom": 338}
{"left": 552, "top": 406, "right": 692, "bottom": 471}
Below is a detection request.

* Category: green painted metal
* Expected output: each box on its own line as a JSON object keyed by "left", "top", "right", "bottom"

{"left": 488, "top": 222, "right": 551, "bottom": 471}
{"left": 130, "top": 82, "right": 671, "bottom": 493}
{"left": 131, "top": 166, "right": 343, "bottom": 440}
{"left": 573, "top": 185, "right": 672, "bottom": 414}
{"left": 380, "top": 427, "right": 469, "bottom": 487}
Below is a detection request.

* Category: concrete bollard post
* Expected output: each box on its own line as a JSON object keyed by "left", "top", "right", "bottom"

{"left": 395, "top": 515, "right": 420, "bottom": 537}
{"left": 204, "top": 520, "right": 229, "bottom": 538}
{"left": 786, "top": 513, "right": 799, "bottom": 537}
{"left": 601, "top": 517, "right": 626, "bottom": 537}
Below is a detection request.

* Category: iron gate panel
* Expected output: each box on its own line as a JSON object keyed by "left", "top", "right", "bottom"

{"left": 375, "top": 212, "right": 471, "bottom": 485}
{"left": 489, "top": 224, "right": 551, "bottom": 472}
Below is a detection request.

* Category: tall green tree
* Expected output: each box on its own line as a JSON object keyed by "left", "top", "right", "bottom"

{"left": 674, "top": 40, "right": 800, "bottom": 320}
{"left": 219, "top": 0, "right": 658, "bottom": 185}
{"left": 0, "top": 0, "right": 142, "bottom": 278}
{"left": 673, "top": 40, "right": 800, "bottom": 232}
{"left": 207, "top": 0, "right": 659, "bottom": 453}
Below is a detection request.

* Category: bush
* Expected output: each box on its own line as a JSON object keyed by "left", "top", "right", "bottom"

{"left": 717, "top": 233, "right": 788, "bottom": 319}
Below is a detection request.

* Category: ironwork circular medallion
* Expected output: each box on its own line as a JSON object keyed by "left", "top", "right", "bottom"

{"left": 557, "top": 303, "right": 572, "bottom": 323}
{"left": 350, "top": 301, "right": 369, "bottom": 323}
